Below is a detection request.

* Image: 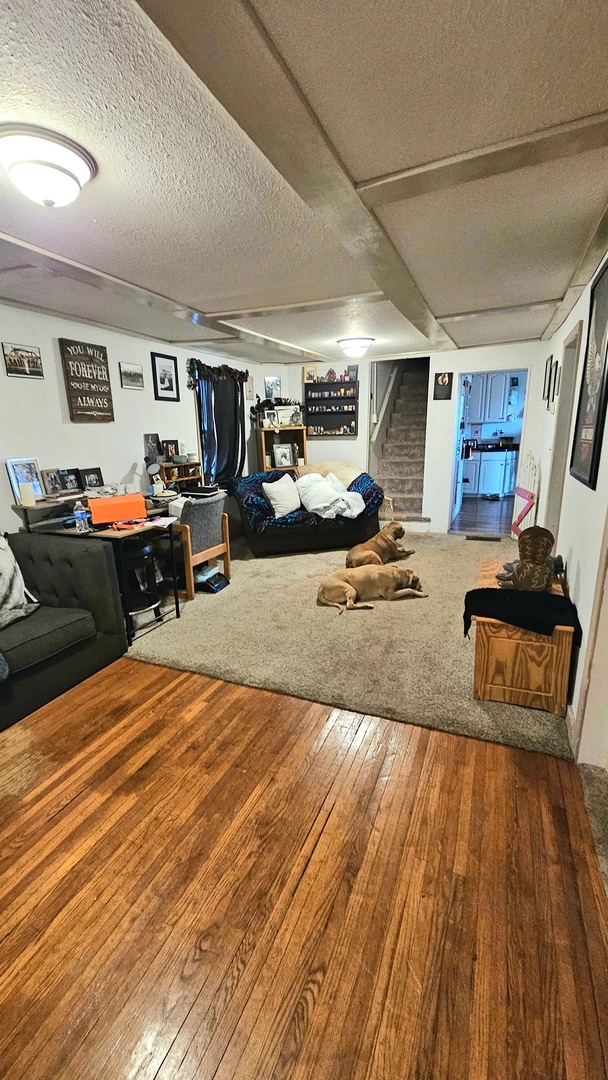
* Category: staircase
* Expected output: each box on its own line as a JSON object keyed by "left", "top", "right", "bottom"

{"left": 376, "top": 360, "right": 429, "bottom": 520}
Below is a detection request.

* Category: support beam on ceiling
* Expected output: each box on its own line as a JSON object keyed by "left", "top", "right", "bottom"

{"left": 206, "top": 291, "right": 384, "bottom": 320}
{"left": 542, "top": 196, "right": 608, "bottom": 339}
{"left": 438, "top": 299, "right": 561, "bottom": 324}
{"left": 357, "top": 112, "right": 608, "bottom": 207}
{"left": 136, "top": 0, "right": 453, "bottom": 349}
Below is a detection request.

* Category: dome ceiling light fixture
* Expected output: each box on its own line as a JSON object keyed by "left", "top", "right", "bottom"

{"left": 0, "top": 124, "right": 97, "bottom": 207}
{"left": 337, "top": 337, "right": 375, "bottom": 358}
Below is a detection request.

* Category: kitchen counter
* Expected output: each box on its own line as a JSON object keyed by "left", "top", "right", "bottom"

{"left": 475, "top": 443, "right": 519, "bottom": 452}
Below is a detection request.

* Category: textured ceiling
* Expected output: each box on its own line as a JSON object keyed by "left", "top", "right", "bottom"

{"left": 0, "top": 0, "right": 375, "bottom": 313}
{"left": 251, "top": 0, "right": 608, "bottom": 181}
{"left": 230, "top": 299, "right": 429, "bottom": 360}
{"left": 377, "top": 148, "right": 608, "bottom": 316}
{"left": 0, "top": 0, "right": 607, "bottom": 354}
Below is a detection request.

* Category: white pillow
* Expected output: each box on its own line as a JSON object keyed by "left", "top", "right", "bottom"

{"left": 262, "top": 473, "right": 301, "bottom": 518}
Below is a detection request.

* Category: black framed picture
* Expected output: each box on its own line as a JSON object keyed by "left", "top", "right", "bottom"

{"left": 570, "top": 260, "right": 608, "bottom": 489}
{"left": 543, "top": 355, "right": 553, "bottom": 401}
{"left": 151, "top": 353, "right": 180, "bottom": 402}
{"left": 2, "top": 342, "right": 44, "bottom": 379}
{"left": 79, "top": 467, "right": 104, "bottom": 489}
{"left": 162, "top": 439, "right": 179, "bottom": 460}
{"left": 57, "top": 468, "right": 82, "bottom": 493}
{"left": 433, "top": 372, "right": 453, "bottom": 400}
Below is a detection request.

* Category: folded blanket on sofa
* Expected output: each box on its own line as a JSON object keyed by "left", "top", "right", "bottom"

{"left": 0, "top": 536, "right": 38, "bottom": 630}
{"left": 295, "top": 472, "right": 365, "bottom": 519}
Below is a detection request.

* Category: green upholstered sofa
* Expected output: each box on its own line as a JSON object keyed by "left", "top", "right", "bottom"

{"left": 0, "top": 532, "right": 127, "bottom": 730}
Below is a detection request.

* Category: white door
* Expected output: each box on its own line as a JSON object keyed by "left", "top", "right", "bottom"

{"left": 450, "top": 383, "right": 467, "bottom": 522}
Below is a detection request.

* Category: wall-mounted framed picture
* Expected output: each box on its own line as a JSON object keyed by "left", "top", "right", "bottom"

{"left": 303, "top": 365, "right": 317, "bottom": 384}
{"left": 79, "top": 467, "right": 104, "bottom": 489}
{"left": 151, "top": 352, "right": 180, "bottom": 401}
{"left": 59, "top": 338, "right": 114, "bottom": 422}
{"left": 542, "top": 355, "right": 553, "bottom": 401}
{"left": 2, "top": 342, "right": 44, "bottom": 379}
{"left": 119, "top": 362, "right": 144, "bottom": 390}
{"left": 5, "top": 458, "right": 44, "bottom": 503}
{"left": 570, "top": 260, "right": 608, "bottom": 489}
{"left": 433, "top": 372, "right": 453, "bottom": 400}
{"left": 264, "top": 375, "right": 282, "bottom": 399}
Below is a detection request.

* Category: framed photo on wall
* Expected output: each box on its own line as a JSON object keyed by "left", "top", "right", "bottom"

{"left": 570, "top": 261, "right": 608, "bottom": 489}
{"left": 264, "top": 375, "right": 282, "bottom": 399}
{"left": 119, "top": 362, "right": 144, "bottom": 390}
{"left": 151, "top": 353, "right": 180, "bottom": 401}
{"left": 433, "top": 372, "right": 453, "bottom": 400}
{"left": 3, "top": 342, "right": 44, "bottom": 379}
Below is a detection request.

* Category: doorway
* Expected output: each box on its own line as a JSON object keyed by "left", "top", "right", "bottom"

{"left": 450, "top": 368, "right": 528, "bottom": 536}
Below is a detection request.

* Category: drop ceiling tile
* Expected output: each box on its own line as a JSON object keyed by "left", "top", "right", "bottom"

{"left": 376, "top": 148, "right": 608, "bottom": 316}
{"left": 441, "top": 308, "right": 554, "bottom": 348}
{"left": 230, "top": 298, "right": 429, "bottom": 360}
{"left": 252, "top": 0, "right": 608, "bottom": 181}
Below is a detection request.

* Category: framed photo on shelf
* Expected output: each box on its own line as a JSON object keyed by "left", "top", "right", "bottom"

{"left": 151, "top": 352, "right": 180, "bottom": 401}
{"left": 119, "top": 362, "right": 144, "bottom": 390}
{"left": 161, "top": 439, "right": 179, "bottom": 460}
{"left": 144, "top": 432, "right": 162, "bottom": 463}
{"left": 303, "top": 365, "right": 317, "bottom": 383}
{"left": 570, "top": 260, "right": 608, "bottom": 489}
{"left": 42, "top": 468, "right": 64, "bottom": 497}
{"left": 79, "top": 467, "right": 104, "bottom": 489}
{"left": 5, "top": 458, "right": 44, "bottom": 503}
{"left": 264, "top": 409, "right": 278, "bottom": 427}
{"left": 264, "top": 375, "right": 282, "bottom": 399}
{"left": 346, "top": 364, "right": 358, "bottom": 382}
{"left": 58, "top": 468, "right": 82, "bottom": 493}
{"left": 273, "top": 444, "right": 294, "bottom": 468}
{"left": 275, "top": 405, "right": 295, "bottom": 426}
{"left": 3, "top": 342, "right": 44, "bottom": 379}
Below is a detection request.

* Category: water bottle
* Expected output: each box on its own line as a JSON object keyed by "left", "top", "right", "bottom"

{"left": 73, "top": 499, "right": 90, "bottom": 534}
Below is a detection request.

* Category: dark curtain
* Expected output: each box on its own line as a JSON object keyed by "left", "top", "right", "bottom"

{"left": 187, "top": 360, "right": 248, "bottom": 486}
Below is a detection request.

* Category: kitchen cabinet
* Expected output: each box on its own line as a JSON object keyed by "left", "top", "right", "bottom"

{"left": 504, "top": 451, "right": 518, "bottom": 494}
{"left": 479, "top": 454, "right": 506, "bottom": 497}
{"left": 463, "top": 457, "right": 480, "bottom": 496}
{"left": 466, "top": 371, "right": 510, "bottom": 423}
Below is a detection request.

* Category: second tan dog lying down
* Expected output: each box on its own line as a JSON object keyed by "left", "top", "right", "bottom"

{"left": 317, "top": 565, "right": 428, "bottom": 612}
{"left": 346, "top": 521, "right": 415, "bottom": 567}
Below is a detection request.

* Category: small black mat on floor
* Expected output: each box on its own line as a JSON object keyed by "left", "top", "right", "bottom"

{"left": 465, "top": 534, "right": 503, "bottom": 541}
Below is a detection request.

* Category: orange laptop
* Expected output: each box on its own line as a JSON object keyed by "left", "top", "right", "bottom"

{"left": 89, "top": 492, "right": 147, "bottom": 526}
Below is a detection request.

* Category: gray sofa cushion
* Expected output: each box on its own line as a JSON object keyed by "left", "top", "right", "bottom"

{"left": 1, "top": 606, "right": 96, "bottom": 674}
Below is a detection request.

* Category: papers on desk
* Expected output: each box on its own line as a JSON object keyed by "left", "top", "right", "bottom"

{"left": 145, "top": 516, "right": 174, "bottom": 527}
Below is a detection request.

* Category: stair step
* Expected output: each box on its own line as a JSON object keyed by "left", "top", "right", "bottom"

{"left": 376, "top": 459, "right": 424, "bottom": 478}
{"left": 389, "top": 494, "right": 424, "bottom": 514}
{"left": 393, "top": 399, "right": 427, "bottom": 414}
{"left": 377, "top": 477, "right": 423, "bottom": 495}
{"left": 381, "top": 442, "right": 426, "bottom": 458}
{"left": 385, "top": 430, "right": 426, "bottom": 446}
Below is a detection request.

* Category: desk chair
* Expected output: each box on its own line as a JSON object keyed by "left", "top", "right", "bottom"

{"left": 173, "top": 495, "right": 231, "bottom": 600}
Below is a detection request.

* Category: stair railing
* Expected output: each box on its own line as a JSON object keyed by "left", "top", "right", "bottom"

{"left": 368, "top": 364, "right": 400, "bottom": 477}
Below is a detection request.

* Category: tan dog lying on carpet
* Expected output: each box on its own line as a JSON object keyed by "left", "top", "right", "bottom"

{"left": 317, "top": 564, "right": 428, "bottom": 612}
{"left": 345, "top": 521, "right": 415, "bottom": 568}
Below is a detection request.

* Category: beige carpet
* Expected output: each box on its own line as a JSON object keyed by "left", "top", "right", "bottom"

{"left": 129, "top": 532, "right": 573, "bottom": 759}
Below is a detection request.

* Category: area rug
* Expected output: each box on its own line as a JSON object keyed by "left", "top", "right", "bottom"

{"left": 129, "top": 532, "right": 573, "bottom": 759}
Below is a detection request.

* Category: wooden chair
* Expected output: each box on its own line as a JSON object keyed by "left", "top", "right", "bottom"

{"left": 172, "top": 496, "right": 231, "bottom": 600}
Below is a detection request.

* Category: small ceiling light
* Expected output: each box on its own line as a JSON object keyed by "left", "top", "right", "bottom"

{"left": 337, "top": 337, "right": 374, "bottom": 358}
{"left": 0, "top": 124, "right": 97, "bottom": 207}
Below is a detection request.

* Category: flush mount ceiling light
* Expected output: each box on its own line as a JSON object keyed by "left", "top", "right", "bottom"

{"left": 337, "top": 337, "right": 374, "bottom": 358}
{"left": 0, "top": 124, "right": 97, "bottom": 207}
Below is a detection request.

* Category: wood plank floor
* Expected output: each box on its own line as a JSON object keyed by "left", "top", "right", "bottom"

{"left": 451, "top": 495, "right": 515, "bottom": 535}
{"left": 0, "top": 658, "right": 607, "bottom": 1080}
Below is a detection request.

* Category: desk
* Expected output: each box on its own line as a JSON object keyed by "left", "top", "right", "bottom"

{"left": 54, "top": 520, "right": 180, "bottom": 646}
{"left": 471, "top": 559, "right": 574, "bottom": 717}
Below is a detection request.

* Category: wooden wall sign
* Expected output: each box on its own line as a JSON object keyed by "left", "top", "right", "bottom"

{"left": 59, "top": 338, "right": 114, "bottom": 423}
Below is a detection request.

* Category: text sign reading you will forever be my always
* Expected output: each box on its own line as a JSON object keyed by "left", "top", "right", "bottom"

{"left": 59, "top": 339, "right": 115, "bottom": 423}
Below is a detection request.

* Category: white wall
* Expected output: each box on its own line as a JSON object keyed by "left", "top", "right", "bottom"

{"left": 0, "top": 301, "right": 258, "bottom": 534}
{"left": 540, "top": 278, "right": 608, "bottom": 765}
{"left": 423, "top": 341, "right": 548, "bottom": 531}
